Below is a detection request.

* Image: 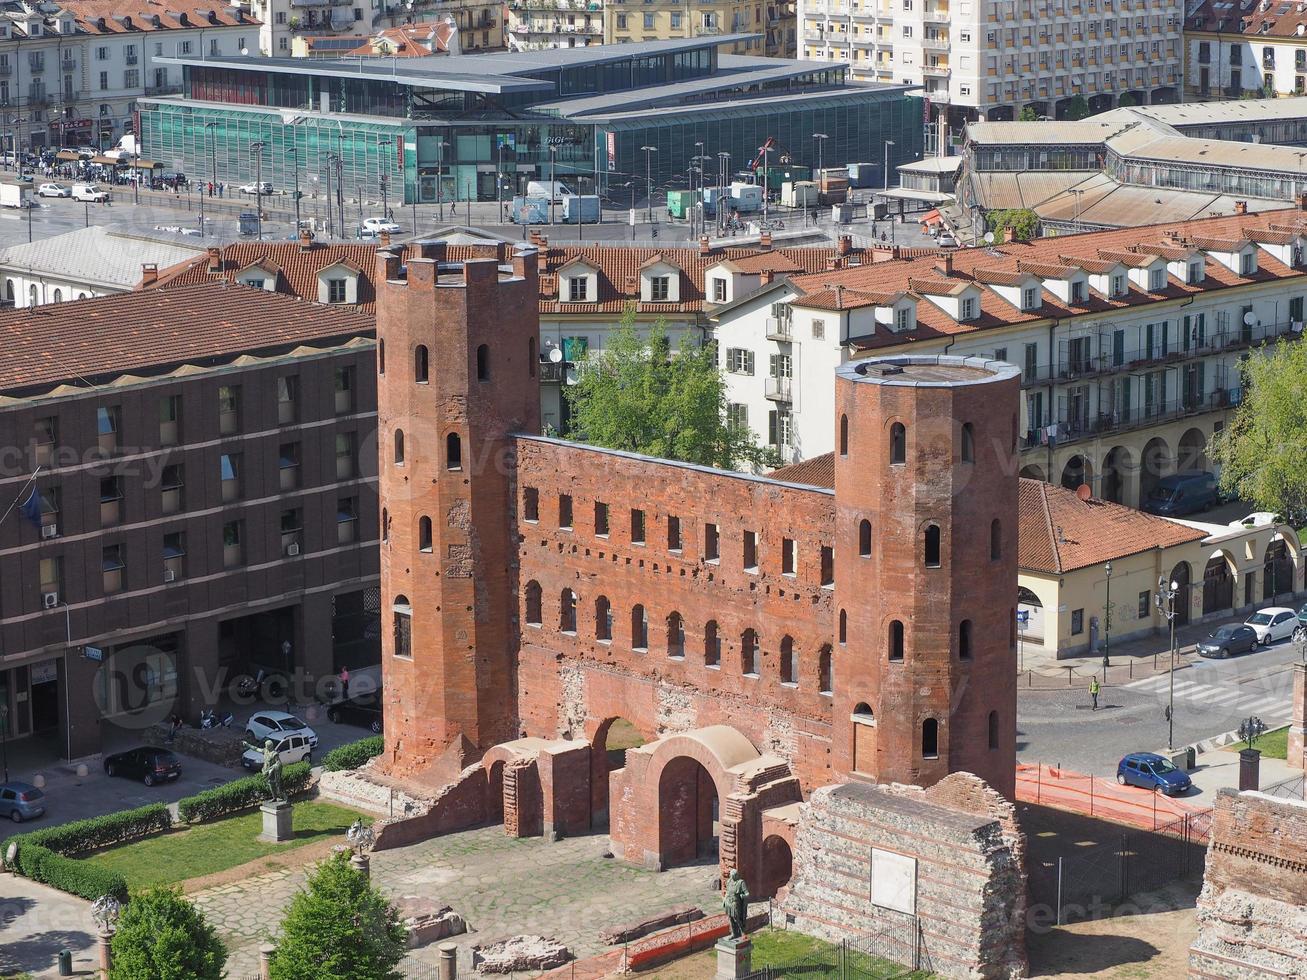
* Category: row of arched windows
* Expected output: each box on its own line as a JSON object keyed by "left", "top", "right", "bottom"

{"left": 837, "top": 609, "right": 977, "bottom": 662}
{"left": 391, "top": 429, "right": 463, "bottom": 471}
{"left": 837, "top": 417, "right": 978, "bottom": 466}
{"left": 409, "top": 343, "right": 492, "bottom": 384}
{"left": 851, "top": 710, "right": 1000, "bottom": 758}
{"left": 523, "top": 581, "right": 834, "bottom": 693}
{"left": 854, "top": 519, "right": 1002, "bottom": 567}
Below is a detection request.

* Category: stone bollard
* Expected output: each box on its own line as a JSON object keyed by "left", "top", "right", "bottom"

{"left": 1238, "top": 748, "right": 1261, "bottom": 791}
{"left": 350, "top": 852, "right": 371, "bottom": 879}
{"left": 259, "top": 942, "right": 275, "bottom": 979}
{"left": 437, "top": 941, "right": 458, "bottom": 980}
{"left": 97, "top": 929, "right": 113, "bottom": 977}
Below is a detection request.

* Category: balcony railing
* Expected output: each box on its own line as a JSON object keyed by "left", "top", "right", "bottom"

{"left": 145, "top": 83, "right": 183, "bottom": 96}
{"left": 1023, "top": 388, "right": 1243, "bottom": 449}
{"left": 765, "top": 317, "right": 792, "bottom": 341}
{"left": 765, "top": 376, "right": 793, "bottom": 402}
{"left": 538, "top": 360, "right": 568, "bottom": 383}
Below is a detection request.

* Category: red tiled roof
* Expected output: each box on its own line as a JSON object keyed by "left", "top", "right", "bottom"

{"left": 1059, "top": 255, "right": 1121, "bottom": 274}
{"left": 0, "top": 282, "right": 372, "bottom": 395}
{"left": 1188, "top": 0, "right": 1307, "bottom": 37}
{"left": 1189, "top": 235, "right": 1250, "bottom": 251}
{"left": 768, "top": 454, "right": 835, "bottom": 488}
{"left": 66, "top": 0, "right": 257, "bottom": 33}
{"left": 350, "top": 21, "right": 455, "bottom": 56}
{"left": 794, "top": 288, "right": 895, "bottom": 311}
{"left": 1244, "top": 227, "right": 1299, "bottom": 245}
{"left": 720, "top": 252, "right": 808, "bottom": 275}
{"left": 1017, "top": 260, "right": 1079, "bottom": 279}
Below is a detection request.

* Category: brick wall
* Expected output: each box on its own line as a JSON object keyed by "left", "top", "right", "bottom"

{"left": 1189, "top": 788, "right": 1307, "bottom": 978}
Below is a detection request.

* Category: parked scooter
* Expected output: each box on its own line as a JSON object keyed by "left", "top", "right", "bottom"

{"left": 199, "top": 708, "right": 234, "bottom": 729}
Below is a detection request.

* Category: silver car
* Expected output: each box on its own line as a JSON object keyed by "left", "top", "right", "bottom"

{"left": 0, "top": 781, "right": 47, "bottom": 822}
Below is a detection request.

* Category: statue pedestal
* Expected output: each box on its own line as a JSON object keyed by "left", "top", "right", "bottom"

{"left": 715, "top": 937, "right": 752, "bottom": 980}
{"left": 260, "top": 800, "right": 292, "bottom": 842}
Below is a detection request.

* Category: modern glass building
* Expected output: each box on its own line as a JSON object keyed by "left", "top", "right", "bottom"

{"left": 140, "top": 36, "right": 923, "bottom": 206}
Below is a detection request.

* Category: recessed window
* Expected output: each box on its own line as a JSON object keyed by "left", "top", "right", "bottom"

{"left": 476, "top": 344, "right": 490, "bottom": 381}
{"left": 820, "top": 546, "right": 834, "bottom": 586}
{"left": 839, "top": 414, "right": 849, "bottom": 455}
{"left": 990, "top": 518, "right": 1002, "bottom": 560}
{"left": 889, "top": 423, "right": 906, "bottom": 465}
{"left": 705, "top": 620, "right": 721, "bottom": 667}
{"left": 560, "top": 589, "right": 577, "bottom": 633}
{"left": 741, "top": 629, "right": 759, "bottom": 675}
{"left": 961, "top": 423, "right": 975, "bottom": 463}
{"left": 419, "top": 516, "right": 433, "bottom": 552}
{"left": 704, "top": 523, "right": 719, "bottom": 561}
{"left": 1071, "top": 608, "right": 1084, "bottom": 635}
{"left": 921, "top": 718, "right": 939, "bottom": 759}
{"left": 525, "top": 580, "right": 542, "bottom": 625}
{"left": 414, "top": 345, "right": 429, "bottom": 383}
{"left": 781, "top": 537, "right": 796, "bottom": 576}
{"left": 960, "top": 296, "right": 977, "bottom": 320}
{"left": 595, "top": 595, "right": 612, "bottom": 641}
{"left": 523, "top": 487, "right": 539, "bottom": 522}
{"left": 959, "top": 619, "right": 973, "bottom": 660}
{"left": 780, "top": 636, "right": 796, "bottom": 685}
{"left": 924, "top": 525, "right": 941, "bottom": 567}
{"left": 666, "top": 612, "right": 684, "bottom": 658}
{"left": 1022, "top": 287, "right": 1038, "bottom": 310}
{"left": 559, "top": 494, "right": 573, "bottom": 529}
{"left": 818, "top": 645, "right": 832, "bottom": 695}
{"left": 743, "top": 530, "right": 757, "bottom": 571}
{"left": 394, "top": 430, "right": 405, "bottom": 465}
{"left": 630, "top": 508, "right": 645, "bottom": 545}
{"left": 988, "top": 710, "right": 999, "bottom": 750}
{"left": 859, "top": 519, "right": 872, "bottom": 557}
{"left": 839, "top": 609, "right": 847, "bottom": 644}
{"left": 888, "top": 620, "right": 904, "bottom": 661}
{"left": 446, "top": 433, "right": 462, "bottom": 470}
{"left": 595, "top": 501, "right": 609, "bottom": 536}
{"left": 568, "top": 277, "right": 588, "bottom": 301}
{"left": 1149, "top": 267, "right": 1165, "bottom": 291}
{"left": 631, "top": 604, "right": 648, "bottom": 650}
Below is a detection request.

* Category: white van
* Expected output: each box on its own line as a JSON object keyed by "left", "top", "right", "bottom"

{"left": 526, "top": 180, "right": 575, "bottom": 203}
{"left": 72, "top": 182, "right": 109, "bottom": 202}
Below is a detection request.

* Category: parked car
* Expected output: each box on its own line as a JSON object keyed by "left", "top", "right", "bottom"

{"left": 239, "top": 181, "right": 273, "bottom": 195}
{"left": 361, "top": 216, "right": 401, "bottom": 235}
{"left": 1244, "top": 607, "right": 1299, "bottom": 646}
{"left": 245, "top": 710, "right": 318, "bottom": 748}
{"left": 103, "top": 746, "right": 182, "bottom": 786}
{"left": 1294, "top": 603, "right": 1307, "bottom": 643}
{"left": 1116, "top": 752, "right": 1192, "bottom": 795}
{"left": 936, "top": 232, "right": 959, "bottom": 247}
{"left": 71, "top": 182, "right": 109, "bottom": 202}
{"left": 0, "top": 781, "right": 46, "bottom": 822}
{"left": 326, "top": 690, "right": 383, "bottom": 733}
{"left": 1196, "top": 623, "right": 1259, "bottom": 659}
{"left": 37, "top": 182, "right": 69, "bottom": 198}
{"left": 241, "top": 731, "right": 313, "bottom": 771}
{"left": 1141, "top": 471, "right": 1220, "bottom": 517}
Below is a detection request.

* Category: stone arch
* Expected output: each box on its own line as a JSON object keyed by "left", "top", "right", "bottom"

{"left": 1202, "top": 551, "right": 1236, "bottom": 616}
{"left": 1060, "top": 454, "right": 1093, "bottom": 493}
{"left": 1264, "top": 538, "right": 1294, "bottom": 601}
{"left": 658, "top": 756, "right": 719, "bottom": 866}
{"left": 759, "top": 834, "right": 794, "bottom": 899}
{"left": 1141, "top": 436, "right": 1172, "bottom": 503}
{"left": 1100, "top": 445, "right": 1134, "bottom": 505}
{"left": 480, "top": 744, "right": 541, "bottom": 837}
{"left": 1178, "top": 427, "right": 1208, "bottom": 472}
{"left": 588, "top": 715, "right": 652, "bottom": 826}
{"left": 1019, "top": 463, "right": 1046, "bottom": 481}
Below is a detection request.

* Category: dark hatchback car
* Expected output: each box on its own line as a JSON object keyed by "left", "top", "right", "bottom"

{"left": 103, "top": 747, "right": 182, "bottom": 786}
{"left": 1117, "top": 752, "right": 1192, "bottom": 795}
{"left": 326, "top": 690, "right": 383, "bottom": 734}
{"left": 1196, "top": 623, "right": 1260, "bottom": 659}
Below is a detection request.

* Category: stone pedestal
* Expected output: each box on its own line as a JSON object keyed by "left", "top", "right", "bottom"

{"left": 715, "top": 937, "right": 752, "bottom": 980}
{"left": 1238, "top": 748, "right": 1261, "bottom": 792}
{"left": 259, "top": 942, "right": 275, "bottom": 979}
{"left": 437, "top": 941, "right": 458, "bottom": 980}
{"left": 259, "top": 800, "right": 292, "bottom": 842}
{"left": 97, "top": 928, "right": 113, "bottom": 977}
{"left": 350, "top": 851, "right": 371, "bottom": 879}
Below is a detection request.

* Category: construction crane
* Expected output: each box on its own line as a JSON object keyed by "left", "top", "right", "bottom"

{"left": 746, "top": 137, "right": 793, "bottom": 175}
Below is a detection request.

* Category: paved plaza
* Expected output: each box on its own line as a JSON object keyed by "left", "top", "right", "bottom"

{"left": 192, "top": 824, "right": 718, "bottom": 976}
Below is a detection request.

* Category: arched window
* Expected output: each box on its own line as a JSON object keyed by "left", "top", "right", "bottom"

{"left": 741, "top": 629, "right": 759, "bottom": 675}
{"left": 961, "top": 422, "right": 975, "bottom": 463}
{"left": 818, "top": 645, "right": 833, "bottom": 695}
{"left": 924, "top": 524, "right": 941, "bottom": 567}
{"left": 382, "top": 507, "right": 389, "bottom": 542}
{"left": 990, "top": 519, "right": 1002, "bottom": 561}
{"left": 560, "top": 589, "right": 577, "bottom": 633}
{"left": 705, "top": 620, "right": 721, "bottom": 667}
{"left": 378, "top": 338, "right": 385, "bottom": 374}
{"left": 921, "top": 718, "right": 939, "bottom": 759}
{"left": 859, "top": 519, "right": 872, "bottom": 557}
{"left": 631, "top": 604, "right": 648, "bottom": 650}
{"left": 959, "top": 619, "right": 972, "bottom": 660}
{"left": 839, "top": 414, "right": 849, "bottom": 455}
{"left": 666, "top": 612, "right": 685, "bottom": 658}
{"left": 392, "top": 594, "right": 412, "bottom": 658}
{"left": 446, "top": 432, "right": 462, "bottom": 470}
{"left": 988, "top": 710, "right": 999, "bottom": 750}
{"left": 853, "top": 702, "right": 874, "bottom": 722}
{"left": 528, "top": 337, "right": 537, "bottom": 377}
{"left": 4, "top": 279, "right": 13, "bottom": 302}
{"left": 394, "top": 429, "right": 405, "bottom": 465}
{"left": 780, "top": 636, "right": 796, "bottom": 685}
{"left": 524, "top": 580, "right": 542, "bottom": 626}
{"left": 889, "top": 422, "right": 906, "bottom": 464}
{"left": 418, "top": 516, "right": 432, "bottom": 553}
{"left": 476, "top": 343, "right": 489, "bottom": 381}
{"left": 888, "top": 620, "right": 904, "bottom": 661}
{"left": 414, "top": 344, "right": 429, "bottom": 383}
{"left": 839, "top": 609, "right": 847, "bottom": 645}
{"left": 52, "top": 288, "right": 61, "bottom": 303}
{"left": 595, "top": 595, "right": 612, "bottom": 641}
{"left": 28, "top": 284, "right": 37, "bottom": 307}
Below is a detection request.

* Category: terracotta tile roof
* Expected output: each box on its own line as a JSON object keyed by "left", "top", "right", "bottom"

{"left": 971, "top": 268, "right": 1029, "bottom": 286}
{"left": 768, "top": 453, "right": 835, "bottom": 488}
{"left": 1244, "top": 227, "right": 1299, "bottom": 245}
{"left": 1058, "top": 255, "right": 1121, "bottom": 274}
{"left": 794, "top": 288, "right": 895, "bottom": 311}
{"left": 1017, "top": 260, "right": 1080, "bottom": 279}
{"left": 1096, "top": 248, "right": 1159, "bottom": 268}
{"left": 1017, "top": 479, "right": 1208, "bottom": 574}
{"left": 0, "top": 282, "right": 373, "bottom": 396}
{"left": 721, "top": 252, "right": 808, "bottom": 274}
{"left": 350, "top": 21, "right": 455, "bottom": 56}
{"left": 1190, "top": 235, "right": 1251, "bottom": 251}
{"left": 1133, "top": 242, "right": 1196, "bottom": 261}
{"left": 66, "top": 0, "right": 257, "bottom": 33}
{"left": 1187, "top": 0, "right": 1307, "bottom": 37}
{"left": 907, "top": 276, "right": 970, "bottom": 296}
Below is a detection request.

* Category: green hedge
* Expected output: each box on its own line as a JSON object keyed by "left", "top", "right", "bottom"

{"left": 176, "top": 761, "right": 313, "bottom": 824}
{"left": 16, "top": 803, "right": 171, "bottom": 856}
{"left": 323, "top": 735, "right": 384, "bottom": 772}
{"left": 18, "top": 844, "right": 128, "bottom": 902}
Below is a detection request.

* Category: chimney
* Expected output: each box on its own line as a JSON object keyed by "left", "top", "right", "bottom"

{"left": 836, "top": 234, "right": 852, "bottom": 256}
{"left": 140, "top": 262, "right": 158, "bottom": 286}
{"left": 934, "top": 253, "right": 954, "bottom": 277}
{"left": 833, "top": 284, "right": 845, "bottom": 309}
{"left": 699, "top": 235, "right": 711, "bottom": 256}
{"left": 298, "top": 228, "right": 314, "bottom": 251}
{"left": 536, "top": 246, "right": 549, "bottom": 274}
{"left": 380, "top": 230, "right": 391, "bottom": 248}
{"left": 825, "top": 257, "right": 840, "bottom": 271}
{"left": 759, "top": 231, "right": 773, "bottom": 251}
{"left": 206, "top": 246, "right": 221, "bottom": 272}
{"left": 1234, "top": 200, "right": 1248, "bottom": 215}
{"left": 759, "top": 269, "right": 774, "bottom": 285}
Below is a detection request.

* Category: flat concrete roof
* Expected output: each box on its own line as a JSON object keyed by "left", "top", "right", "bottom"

{"left": 838, "top": 354, "right": 1020, "bottom": 387}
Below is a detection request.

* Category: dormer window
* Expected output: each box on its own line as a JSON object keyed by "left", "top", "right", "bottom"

{"left": 1240, "top": 251, "right": 1256, "bottom": 276}
{"left": 895, "top": 306, "right": 911, "bottom": 331}
{"left": 960, "top": 296, "right": 977, "bottom": 320}
{"left": 649, "top": 275, "right": 670, "bottom": 301}
{"left": 1022, "top": 286, "right": 1038, "bottom": 310}
{"left": 568, "top": 276, "right": 588, "bottom": 302}
{"left": 712, "top": 277, "right": 727, "bottom": 302}
{"left": 1111, "top": 274, "right": 1125, "bottom": 296}
{"left": 1148, "top": 267, "right": 1166, "bottom": 291}
{"left": 1070, "top": 280, "right": 1085, "bottom": 303}
{"left": 1188, "top": 261, "right": 1204, "bottom": 284}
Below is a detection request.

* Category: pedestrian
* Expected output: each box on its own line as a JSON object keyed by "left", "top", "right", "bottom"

{"left": 338, "top": 665, "right": 350, "bottom": 701}
{"left": 1089, "top": 675, "right": 1100, "bottom": 711}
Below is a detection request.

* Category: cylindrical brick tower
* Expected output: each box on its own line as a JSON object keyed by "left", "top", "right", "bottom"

{"left": 375, "top": 241, "right": 541, "bottom": 777}
{"left": 831, "top": 355, "right": 1020, "bottom": 799}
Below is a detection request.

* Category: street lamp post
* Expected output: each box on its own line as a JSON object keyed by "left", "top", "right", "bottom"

{"left": 1155, "top": 576, "right": 1180, "bottom": 751}
{"left": 378, "top": 137, "right": 391, "bottom": 223}
{"left": 640, "top": 144, "right": 657, "bottom": 223}
{"left": 717, "top": 151, "right": 730, "bottom": 235}
{"left": 548, "top": 143, "right": 558, "bottom": 225}
{"left": 756, "top": 143, "right": 775, "bottom": 229}
{"left": 288, "top": 146, "right": 302, "bottom": 234}
{"left": 813, "top": 132, "right": 827, "bottom": 175}
{"left": 251, "top": 140, "right": 266, "bottom": 241}
{"left": 1103, "top": 560, "right": 1113, "bottom": 676}
{"left": 883, "top": 139, "right": 896, "bottom": 192}
{"left": 325, "top": 154, "right": 337, "bottom": 238}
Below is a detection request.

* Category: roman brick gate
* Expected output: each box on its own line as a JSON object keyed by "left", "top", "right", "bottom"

{"left": 607, "top": 725, "right": 802, "bottom": 896}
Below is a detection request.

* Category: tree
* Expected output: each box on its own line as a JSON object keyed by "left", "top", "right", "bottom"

{"left": 109, "top": 888, "right": 225, "bottom": 980}
{"left": 269, "top": 852, "right": 407, "bottom": 980}
{"left": 1065, "top": 95, "right": 1090, "bottom": 121}
{"left": 985, "top": 208, "right": 1041, "bottom": 243}
{"left": 564, "top": 305, "right": 779, "bottom": 469}
{"left": 1117, "top": 93, "right": 1136, "bottom": 108}
{"left": 1210, "top": 339, "right": 1307, "bottom": 525}
{"left": 1018, "top": 107, "right": 1039, "bottom": 122}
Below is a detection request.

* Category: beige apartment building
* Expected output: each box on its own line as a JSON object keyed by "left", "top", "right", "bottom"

{"left": 605, "top": 0, "right": 795, "bottom": 57}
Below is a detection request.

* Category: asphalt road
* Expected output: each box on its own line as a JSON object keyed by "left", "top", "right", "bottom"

{"left": 1017, "top": 631, "right": 1304, "bottom": 774}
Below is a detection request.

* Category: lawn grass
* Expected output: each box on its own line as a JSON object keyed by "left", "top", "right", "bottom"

{"left": 85, "top": 800, "right": 366, "bottom": 891}
{"left": 638, "top": 928, "right": 933, "bottom": 980}
{"left": 1222, "top": 725, "right": 1288, "bottom": 760}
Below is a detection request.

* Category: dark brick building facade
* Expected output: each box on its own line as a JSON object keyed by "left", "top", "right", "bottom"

{"left": 0, "top": 283, "right": 379, "bottom": 758}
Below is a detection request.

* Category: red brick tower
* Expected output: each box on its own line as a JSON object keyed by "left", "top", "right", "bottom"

{"left": 832, "top": 356, "right": 1019, "bottom": 798}
{"left": 376, "top": 241, "right": 540, "bottom": 776}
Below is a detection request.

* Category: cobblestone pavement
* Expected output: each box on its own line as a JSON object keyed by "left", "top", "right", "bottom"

{"left": 192, "top": 825, "right": 719, "bottom": 976}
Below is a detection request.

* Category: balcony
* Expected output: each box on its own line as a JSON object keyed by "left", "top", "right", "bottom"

{"left": 921, "top": 33, "right": 949, "bottom": 50}
{"left": 1023, "top": 388, "right": 1243, "bottom": 449}
{"left": 765, "top": 376, "right": 793, "bottom": 402}
{"left": 0, "top": 65, "right": 10, "bottom": 77}
{"left": 765, "top": 317, "right": 792, "bottom": 341}
{"left": 26, "top": 92, "right": 48, "bottom": 107}
{"left": 921, "top": 62, "right": 950, "bottom": 76}
{"left": 145, "top": 84, "right": 183, "bottom": 96}
{"left": 538, "top": 359, "right": 568, "bottom": 383}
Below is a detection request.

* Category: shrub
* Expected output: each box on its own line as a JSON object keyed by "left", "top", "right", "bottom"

{"left": 324, "top": 735, "right": 384, "bottom": 772}
{"left": 176, "top": 762, "right": 313, "bottom": 824}
{"left": 15, "top": 803, "right": 171, "bottom": 856}
{"left": 109, "top": 887, "right": 225, "bottom": 980}
{"left": 14, "top": 842, "right": 128, "bottom": 902}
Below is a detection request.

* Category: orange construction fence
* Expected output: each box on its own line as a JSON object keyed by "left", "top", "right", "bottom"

{"left": 1016, "top": 762, "right": 1209, "bottom": 835}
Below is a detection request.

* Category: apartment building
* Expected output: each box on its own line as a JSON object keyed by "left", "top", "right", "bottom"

{"left": 711, "top": 207, "right": 1307, "bottom": 508}
{"left": 507, "top": 0, "right": 605, "bottom": 50}
{"left": 0, "top": 0, "right": 256, "bottom": 153}
{"left": 799, "top": 0, "right": 1183, "bottom": 132}
{"left": 252, "top": 0, "right": 501, "bottom": 55}
{"left": 1185, "top": 0, "right": 1307, "bottom": 99}
{"left": 605, "top": 1, "right": 795, "bottom": 58}
{"left": 0, "top": 283, "right": 379, "bottom": 759}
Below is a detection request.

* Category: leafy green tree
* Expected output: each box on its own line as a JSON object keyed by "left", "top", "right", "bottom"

{"left": 985, "top": 208, "right": 1041, "bottom": 243}
{"left": 268, "top": 852, "right": 407, "bottom": 980}
{"left": 564, "top": 306, "right": 779, "bottom": 470}
{"left": 1018, "top": 107, "right": 1039, "bottom": 122}
{"left": 1211, "top": 339, "right": 1307, "bottom": 525}
{"left": 1117, "top": 93, "right": 1136, "bottom": 108}
{"left": 109, "top": 888, "right": 225, "bottom": 980}
{"left": 1065, "top": 95, "right": 1090, "bottom": 121}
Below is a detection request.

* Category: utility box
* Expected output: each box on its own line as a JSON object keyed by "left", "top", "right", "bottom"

{"left": 237, "top": 211, "right": 260, "bottom": 236}
{"left": 728, "top": 182, "right": 762, "bottom": 213}
{"left": 666, "top": 189, "right": 700, "bottom": 219}
{"left": 782, "top": 180, "right": 819, "bottom": 208}
{"left": 831, "top": 203, "right": 853, "bottom": 225}
{"left": 703, "top": 186, "right": 726, "bottom": 215}
{"left": 562, "top": 194, "right": 600, "bottom": 223}
{"left": 847, "top": 163, "right": 876, "bottom": 188}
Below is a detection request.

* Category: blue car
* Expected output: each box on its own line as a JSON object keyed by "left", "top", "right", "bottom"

{"left": 1116, "top": 752, "right": 1192, "bottom": 796}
